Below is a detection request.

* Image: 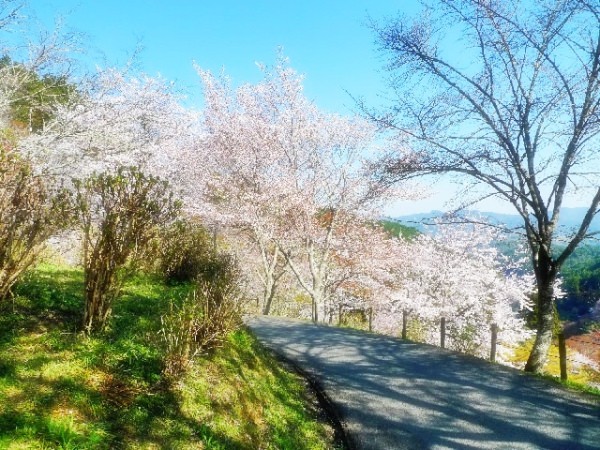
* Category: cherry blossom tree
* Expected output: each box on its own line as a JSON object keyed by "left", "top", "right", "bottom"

{"left": 192, "top": 63, "right": 295, "bottom": 314}
{"left": 19, "top": 68, "right": 199, "bottom": 182}
{"left": 282, "top": 212, "right": 400, "bottom": 323}
{"left": 194, "top": 57, "right": 397, "bottom": 320}
{"left": 0, "top": 1, "right": 81, "bottom": 132}
{"left": 0, "top": 3, "right": 197, "bottom": 193}
{"left": 9, "top": 66, "right": 201, "bottom": 272}
{"left": 326, "top": 219, "right": 403, "bottom": 322}
{"left": 373, "top": 224, "right": 534, "bottom": 360}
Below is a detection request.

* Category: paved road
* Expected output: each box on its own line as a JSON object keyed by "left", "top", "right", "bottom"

{"left": 245, "top": 316, "right": 600, "bottom": 450}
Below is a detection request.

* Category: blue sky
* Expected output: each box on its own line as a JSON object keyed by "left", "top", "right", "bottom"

{"left": 33, "top": 1, "right": 416, "bottom": 113}
{"left": 30, "top": 0, "right": 513, "bottom": 216}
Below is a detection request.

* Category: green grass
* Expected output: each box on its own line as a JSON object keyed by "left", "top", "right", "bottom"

{"left": 179, "top": 331, "right": 335, "bottom": 449}
{"left": 0, "top": 263, "right": 336, "bottom": 449}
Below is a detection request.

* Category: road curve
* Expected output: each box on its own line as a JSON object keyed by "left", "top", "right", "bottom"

{"left": 245, "top": 316, "right": 600, "bottom": 450}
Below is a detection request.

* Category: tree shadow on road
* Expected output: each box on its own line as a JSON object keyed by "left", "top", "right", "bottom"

{"left": 248, "top": 316, "right": 600, "bottom": 450}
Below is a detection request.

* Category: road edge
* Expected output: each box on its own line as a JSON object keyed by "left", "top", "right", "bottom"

{"left": 263, "top": 345, "right": 357, "bottom": 450}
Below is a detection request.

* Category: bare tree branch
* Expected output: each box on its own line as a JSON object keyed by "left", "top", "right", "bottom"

{"left": 369, "top": 0, "right": 600, "bottom": 373}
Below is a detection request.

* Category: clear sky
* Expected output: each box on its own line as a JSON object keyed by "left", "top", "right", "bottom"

{"left": 32, "top": 1, "right": 416, "bottom": 113}
{"left": 30, "top": 0, "right": 515, "bottom": 216}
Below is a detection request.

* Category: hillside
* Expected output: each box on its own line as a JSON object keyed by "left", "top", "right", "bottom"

{"left": 0, "top": 264, "right": 336, "bottom": 449}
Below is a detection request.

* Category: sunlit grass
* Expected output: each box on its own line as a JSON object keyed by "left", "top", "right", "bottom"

{"left": 179, "top": 330, "right": 335, "bottom": 449}
{"left": 0, "top": 263, "right": 337, "bottom": 449}
{"left": 509, "top": 338, "right": 600, "bottom": 396}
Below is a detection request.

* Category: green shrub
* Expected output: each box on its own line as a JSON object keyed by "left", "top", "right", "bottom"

{"left": 157, "top": 219, "right": 213, "bottom": 284}
{"left": 74, "top": 166, "right": 180, "bottom": 334}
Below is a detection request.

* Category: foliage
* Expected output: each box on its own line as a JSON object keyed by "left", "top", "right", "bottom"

{"left": 583, "top": 321, "right": 600, "bottom": 334}
{"left": 0, "top": 3, "right": 81, "bottom": 135}
{"left": 558, "top": 244, "right": 600, "bottom": 319}
{"left": 379, "top": 219, "right": 419, "bottom": 239}
{"left": 339, "top": 308, "right": 370, "bottom": 330}
{"left": 0, "top": 55, "right": 77, "bottom": 132}
{"left": 159, "top": 254, "right": 242, "bottom": 379}
{"left": 157, "top": 219, "right": 213, "bottom": 284}
{"left": 74, "top": 166, "right": 180, "bottom": 333}
{"left": 0, "top": 263, "right": 336, "bottom": 449}
{"left": 0, "top": 148, "right": 72, "bottom": 301}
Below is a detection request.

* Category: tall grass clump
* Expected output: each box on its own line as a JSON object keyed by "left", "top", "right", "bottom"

{"left": 159, "top": 253, "right": 242, "bottom": 379}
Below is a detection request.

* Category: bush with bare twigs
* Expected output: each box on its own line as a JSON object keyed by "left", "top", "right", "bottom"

{"left": 74, "top": 166, "right": 180, "bottom": 334}
{"left": 0, "top": 143, "right": 72, "bottom": 302}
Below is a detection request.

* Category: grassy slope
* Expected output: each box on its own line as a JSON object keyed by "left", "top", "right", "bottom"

{"left": 0, "top": 264, "right": 335, "bottom": 449}
{"left": 509, "top": 338, "right": 600, "bottom": 395}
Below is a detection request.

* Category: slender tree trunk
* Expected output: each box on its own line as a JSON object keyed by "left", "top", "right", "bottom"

{"left": 83, "top": 280, "right": 102, "bottom": 333}
{"left": 261, "top": 282, "right": 276, "bottom": 315}
{"left": 310, "top": 290, "right": 327, "bottom": 323}
{"left": 258, "top": 244, "right": 285, "bottom": 316}
{"left": 0, "top": 267, "right": 19, "bottom": 301}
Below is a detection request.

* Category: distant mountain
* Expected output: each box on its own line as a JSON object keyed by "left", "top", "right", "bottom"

{"left": 392, "top": 207, "right": 600, "bottom": 234}
{"left": 558, "top": 207, "right": 600, "bottom": 231}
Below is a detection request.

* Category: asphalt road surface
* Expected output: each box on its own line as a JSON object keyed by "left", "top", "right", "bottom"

{"left": 245, "top": 316, "right": 600, "bottom": 450}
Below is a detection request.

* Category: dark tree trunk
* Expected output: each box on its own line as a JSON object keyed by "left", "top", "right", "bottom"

{"left": 83, "top": 271, "right": 107, "bottom": 334}
{"left": 525, "top": 250, "right": 558, "bottom": 373}
{"left": 370, "top": 0, "right": 600, "bottom": 377}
